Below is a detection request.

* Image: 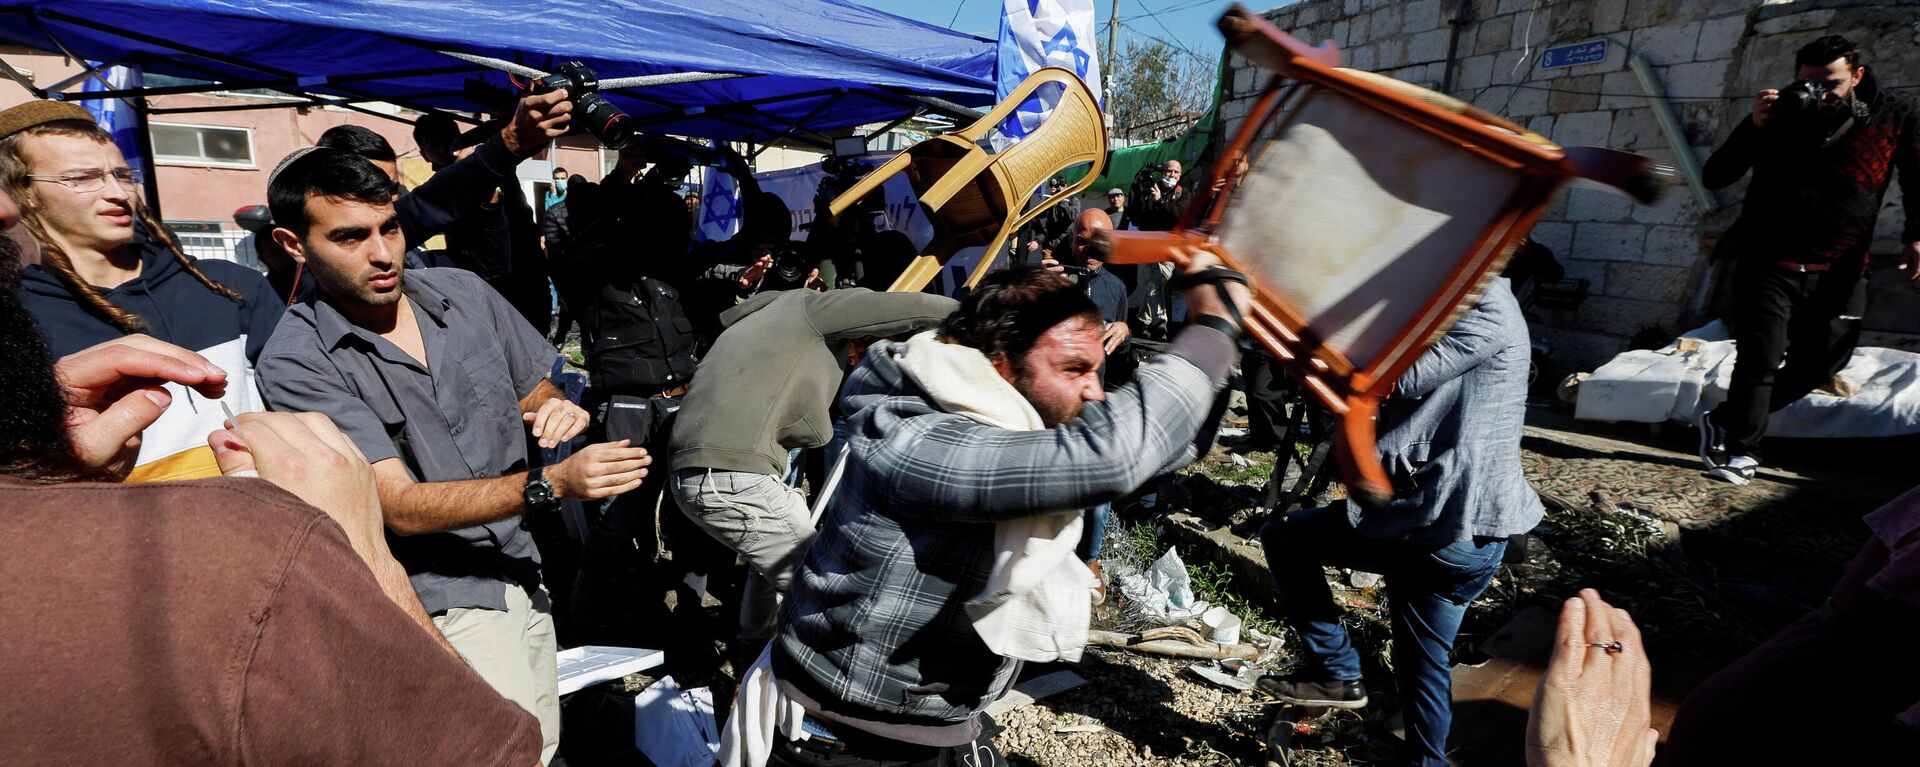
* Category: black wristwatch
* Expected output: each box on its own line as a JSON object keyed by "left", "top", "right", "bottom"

{"left": 524, "top": 467, "right": 558, "bottom": 511}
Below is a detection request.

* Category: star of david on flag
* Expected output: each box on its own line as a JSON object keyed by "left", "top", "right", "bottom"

{"left": 696, "top": 165, "right": 741, "bottom": 243}
{"left": 995, "top": 0, "right": 1103, "bottom": 143}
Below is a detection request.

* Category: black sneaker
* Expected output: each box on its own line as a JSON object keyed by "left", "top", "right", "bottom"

{"left": 1256, "top": 674, "right": 1368, "bottom": 709}
{"left": 1696, "top": 412, "right": 1728, "bottom": 470}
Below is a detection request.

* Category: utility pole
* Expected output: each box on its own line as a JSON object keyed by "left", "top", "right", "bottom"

{"left": 1105, "top": 0, "right": 1119, "bottom": 137}
{"left": 1105, "top": 0, "right": 1119, "bottom": 102}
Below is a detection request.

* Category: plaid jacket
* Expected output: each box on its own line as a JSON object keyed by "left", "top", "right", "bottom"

{"left": 775, "top": 328, "right": 1236, "bottom": 726}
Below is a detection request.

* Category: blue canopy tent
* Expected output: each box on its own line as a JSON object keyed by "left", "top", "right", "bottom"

{"left": 0, "top": 0, "right": 996, "bottom": 146}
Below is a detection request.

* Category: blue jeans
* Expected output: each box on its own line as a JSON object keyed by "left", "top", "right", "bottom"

{"left": 1076, "top": 503, "right": 1110, "bottom": 562}
{"left": 1260, "top": 504, "right": 1506, "bottom": 767}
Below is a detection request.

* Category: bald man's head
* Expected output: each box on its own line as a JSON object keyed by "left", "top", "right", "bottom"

{"left": 1072, "top": 207, "right": 1113, "bottom": 268}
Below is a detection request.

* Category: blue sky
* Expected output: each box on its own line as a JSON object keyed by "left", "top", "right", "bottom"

{"left": 851, "top": 0, "right": 1278, "bottom": 70}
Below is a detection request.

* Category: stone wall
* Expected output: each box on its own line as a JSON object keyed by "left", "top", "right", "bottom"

{"left": 1220, "top": 0, "right": 1920, "bottom": 370}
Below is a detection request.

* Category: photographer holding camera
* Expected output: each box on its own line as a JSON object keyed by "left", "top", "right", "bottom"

{"left": 1126, "top": 160, "right": 1186, "bottom": 232}
{"left": 1696, "top": 35, "right": 1920, "bottom": 485}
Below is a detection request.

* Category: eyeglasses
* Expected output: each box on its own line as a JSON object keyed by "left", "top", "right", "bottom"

{"left": 26, "top": 167, "right": 143, "bottom": 193}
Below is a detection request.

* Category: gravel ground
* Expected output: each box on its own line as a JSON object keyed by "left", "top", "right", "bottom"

{"left": 980, "top": 395, "right": 1911, "bottom": 767}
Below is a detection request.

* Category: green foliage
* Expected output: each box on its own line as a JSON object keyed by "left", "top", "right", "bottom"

{"left": 1106, "top": 39, "right": 1214, "bottom": 141}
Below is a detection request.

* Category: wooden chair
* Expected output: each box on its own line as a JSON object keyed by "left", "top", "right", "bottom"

{"left": 1099, "top": 5, "right": 1668, "bottom": 504}
{"left": 822, "top": 66, "right": 1108, "bottom": 292}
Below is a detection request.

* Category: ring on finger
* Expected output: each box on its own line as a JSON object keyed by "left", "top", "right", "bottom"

{"left": 1586, "top": 641, "right": 1624, "bottom": 655}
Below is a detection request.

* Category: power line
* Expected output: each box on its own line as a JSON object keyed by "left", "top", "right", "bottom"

{"left": 947, "top": 0, "right": 973, "bottom": 30}
{"left": 1117, "top": 19, "right": 1216, "bottom": 68}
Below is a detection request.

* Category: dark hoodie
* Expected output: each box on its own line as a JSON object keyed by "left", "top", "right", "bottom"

{"left": 17, "top": 229, "right": 281, "bottom": 479}
{"left": 1704, "top": 69, "right": 1920, "bottom": 263}
{"left": 19, "top": 228, "right": 282, "bottom": 361}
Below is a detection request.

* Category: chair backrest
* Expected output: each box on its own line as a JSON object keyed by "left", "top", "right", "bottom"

{"left": 1095, "top": 4, "right": 1666, "bottom": 503}
{"left": 815, "top": 67, "right": 1107, "bottom": 293}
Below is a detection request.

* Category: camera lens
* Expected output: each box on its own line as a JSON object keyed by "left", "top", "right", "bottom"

{"left": 574, "top": 93, "right": 633, "bottom": 149}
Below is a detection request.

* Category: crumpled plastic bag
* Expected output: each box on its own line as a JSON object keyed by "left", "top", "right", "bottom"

{"left": 1117, "top": 548, "right": 1210, "bottom": 623}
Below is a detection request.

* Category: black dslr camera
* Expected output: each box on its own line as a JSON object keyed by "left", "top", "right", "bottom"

{"left": 1135, "top": 161, "right": 1167, "bottom": 184}
{"left": 1770, "top": 78, "right": 1836, "bottom": 122}
{"left": 528, "top": 61, "right": 634, "bottom": 149}
{"left": 762, "top": 239, "right": 815, "bottom": 292}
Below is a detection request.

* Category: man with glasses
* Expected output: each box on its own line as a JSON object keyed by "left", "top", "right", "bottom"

{"left": 3, "top": 100, "right": 279, "bottom": 482}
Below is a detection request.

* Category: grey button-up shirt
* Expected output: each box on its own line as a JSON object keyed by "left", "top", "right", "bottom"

{"left": 257, "top": 268, "right": 560, "bottom": 614}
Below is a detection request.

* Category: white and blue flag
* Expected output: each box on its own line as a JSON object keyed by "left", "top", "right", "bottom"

{"left": 80, "top": 63, "right": 146, "bottom": 181}
{"left": 696, "top": 165, "right": 742, "bottom": 243}
{"left": 995, "top": 0, "right": 1103, "bottom": 142}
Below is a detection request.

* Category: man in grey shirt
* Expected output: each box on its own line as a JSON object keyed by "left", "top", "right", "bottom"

{"left": 1256, "top": 278, "right": 1542, "bottom": 767}
{"left": 256, "top": 147, "right": 650, "bottom": 764}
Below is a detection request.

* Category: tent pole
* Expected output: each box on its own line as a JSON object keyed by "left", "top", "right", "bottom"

{"left": 432, "top": 49, "right": 749, "bottom": 90}
{"left": 54, "top": 65, "right": 483, "bottom": 102}
{"left": 132, "top": 97, "right": 162, "bottom": 219}
{"left": 42, "top": 56, "right": 127, "bottom": 93}
{"left": 148, "top": 91, "right": 463, "bottom": 116}
{"left": 0, "top": 56, "right": 42, "bottom": 98}
{"left": 36, "top": 8, "right": 435, "bottom": 113}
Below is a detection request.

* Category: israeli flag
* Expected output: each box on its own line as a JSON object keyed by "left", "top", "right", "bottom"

{"left": 995, "top": 0, "right": 1103, "bottom": 142}
{"left": 696, "top": 165, "right": 741, "bottom": 243}
{"left": 80, "top": 63, "right": 146, "bottom": 181}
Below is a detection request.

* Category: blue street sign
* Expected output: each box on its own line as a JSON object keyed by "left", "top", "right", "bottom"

{"left": 1539, "top": 40, "right": 1608, "bottom": 69}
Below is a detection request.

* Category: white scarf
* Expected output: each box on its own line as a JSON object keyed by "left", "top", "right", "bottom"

{"left": 898, "top": 331, "right": 1090, "bottom": 664}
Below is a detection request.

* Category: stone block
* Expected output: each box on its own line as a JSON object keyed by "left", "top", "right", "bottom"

{"left": 1511, "top": 8, "right": 1550, "bottom": 51}
{"left": 1631, "top": 192, "right": 1703, "bottom": 226}
{"left": 1642, "top": 225, "right": 1705, "bottom": 267}
{"left": 1695, "top": 15, "right": 1748, "bottom": 61}
{"left": 1549, "top": 74, "right": 1602, "bottom": 113}
{"left": 1600, "top": 70, "right": 1648, "bottom": 110}
{"left": 1557, "top": 255, "right": 1610, "bottom": 296}
{"left": 1663, "top": 60, "right": 1729, "bottom": 103}
{"left": 1629, "top": 22, "right": 1701, "bottom": 66}
{"left": 1363, "top": 0, "right": 1395, "bottom": 11}
{"left": 1608, "top": 108, "right": 1665, "bottom": 151}
{"left": 1377, "top": 36, "right": 1408, "bottom": 70}
{"left": 1332, "top": 19, "right": 1350, "bottom": 47}
{"left": 1496, "top": 0, "right": 1532, "bottom": 15}
{"left": 1572, "top": 222, "right": 1646, "bottom": 263}
{"left": 1588, "top": 0, "right": 1629, "bottom": 33}
{"left": 1605, "top": 262, "right": 1693, "bottom": 304}
{"left": 1458, "top": 53, "right": 1496, "bottom": 90}
{"left": 1348, "top": 13, "right": 1372, "bottom": 45}
{"left": 1507, "top": 82, "right": 1549, "bottom": 117}
{"left": 1526, "top": 114, "right": 1556, "bottom": 137}
{"left": 1403, "top": 0, "right": 1443, "bottom": 32}
{"left": 1568, "top": 188, "right": 1635, "bottom": 223}
{"left": 1552, "top": 110, "right": 1613, "bottom": 146}
{"left": 1410, "top": 28, "right": 1453, "bottom": 63}
{"left": 1371, "top": 6, "right": 1402, "bottom": 39}
{"left": 1349, "top": 44, "right": 1378, "bottom": 72}
{"left": 1346, "top": 0, "right": 1363, "bottom": 15}
{"left": 1540, "top": 326, "right": 1627, "bottom": 372}
{"left": 1622, "top": 0, "right": 1681, "bottom": 29}
{"left": 1485, "top": 51, "right": 1524, "bottom": 85}
{"left": 1297, "top": 2, "right": 1323, "bottom": 26}
{"left": 1754, "top": 9, "right": 1835, "bottom": 36}
{"left": 1569, "top": 295, "right": 1681, "bottom": 336}
{"left": 1476, "top": 14, "right": 1514, "bottom": 56}
{"left": 1234, "top": 65, "right": 1258, "bottom": 97}
{"left": 1530, "top": 220, "right": 1575, "bottom": 257}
